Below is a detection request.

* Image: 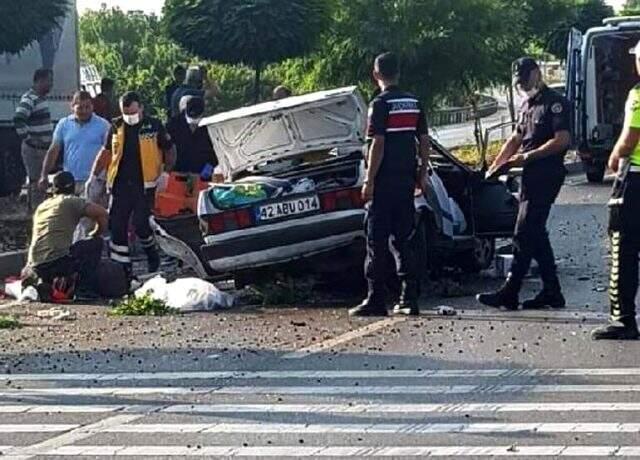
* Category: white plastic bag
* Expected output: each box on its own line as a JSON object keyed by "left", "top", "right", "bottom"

{"left": 135, "top": 276, "right": 234, "bottom": 312}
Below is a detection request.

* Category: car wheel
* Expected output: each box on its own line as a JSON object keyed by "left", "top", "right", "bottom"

{"left": 585, "top": 161, "right": 605, "bottom": 183}
{"left": 460, "top": 237, "right": 495, "bottom": 273}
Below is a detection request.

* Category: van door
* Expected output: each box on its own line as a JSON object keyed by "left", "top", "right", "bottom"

{"left": 565, "top": 27, "right": 583, "bottom": 147}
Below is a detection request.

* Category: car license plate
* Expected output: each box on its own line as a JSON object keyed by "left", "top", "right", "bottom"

{"left": 257, "top": 195, "right": 320, "bottom": 222}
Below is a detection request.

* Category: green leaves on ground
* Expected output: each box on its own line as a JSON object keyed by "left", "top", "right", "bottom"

{"left": 109, "top": 293, "right": 177, "bottom": 317}
{"left": 0, "top": 315, "right": 21, "bottom": 330}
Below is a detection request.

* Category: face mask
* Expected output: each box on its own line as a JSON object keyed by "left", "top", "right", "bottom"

{"left": 123, "top": 113, "right": 140, "bottom": 125}
{"left": 186, "top": 115, "right": 201, "bottom": 126}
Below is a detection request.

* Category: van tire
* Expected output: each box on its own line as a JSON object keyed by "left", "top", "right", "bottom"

{"left": 459, "top": 237, "right": 495, "bottom": 273}
{"left": 586, "top": 162, "right": 605, "bottom": 183}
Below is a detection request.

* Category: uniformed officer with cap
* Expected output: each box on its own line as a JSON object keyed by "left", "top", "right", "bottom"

{"left": 477, "top": 57, "right": 571, "bottom": 310}
{"left": 349, "top": 52, "right": 430, "bottom": 317}
{"left": 592, "top": 41, "right": 640, "bottom": 340}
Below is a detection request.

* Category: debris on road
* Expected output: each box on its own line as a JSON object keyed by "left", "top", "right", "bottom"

{"left": 0, "top": 314, "right": 20, "bottom": 329}
{"left": 110, "top": 292, "right": 176, "bottom": 317}
{"left": 436, "top": 305, "right": 457, "bottom": 316}
{"left": 35, "top": 307, "right": 76, "bottom": 321}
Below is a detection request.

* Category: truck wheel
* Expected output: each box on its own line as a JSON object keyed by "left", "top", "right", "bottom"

{"left": 586, "top": 162, "right": 605, "bottom": 183}
{"left": 460, "top": 237, "right": 495, "bottom": 273}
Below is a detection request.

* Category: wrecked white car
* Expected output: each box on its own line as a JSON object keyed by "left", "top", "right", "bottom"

{"left": 151, "top": 86, "right": 518, "bottom": 281}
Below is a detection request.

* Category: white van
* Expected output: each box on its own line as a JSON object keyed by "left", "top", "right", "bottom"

{"left": 566, "top": 17, "right": 640, "bottom": 182}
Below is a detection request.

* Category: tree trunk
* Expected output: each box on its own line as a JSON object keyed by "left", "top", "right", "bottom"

{"left": 253, "top": 63, "right": 262, "bottom": 104}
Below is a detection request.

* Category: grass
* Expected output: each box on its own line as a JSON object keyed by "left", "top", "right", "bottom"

{"left": 0, "top": 315, "right": 21, "bottom": 329}
{"left": 109, "top": 293, "right": 177, "bottom": 317}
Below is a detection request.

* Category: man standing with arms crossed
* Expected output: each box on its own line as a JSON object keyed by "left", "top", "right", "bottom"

{"left": 350, "top": 52, "right": 430, "bottom": 317}
{"left": 592, "top": 41, "right": 640, "bottom": 340}
{"left": 14, "top": 69, "right": 54, "bottom": 207}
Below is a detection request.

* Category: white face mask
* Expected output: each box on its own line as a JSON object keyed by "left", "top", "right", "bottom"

{"left": 123, "top": 113, "right": 140, "bottom": 125}
{"left": 524, "top": 88, "right": 539, "bottom": 99}
{"left": 186, "top": 115, "right": 201, "bottom": 126}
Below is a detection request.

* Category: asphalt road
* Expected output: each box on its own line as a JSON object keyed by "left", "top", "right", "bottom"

{"left": 3, "top": 173, "right": 640, "bottom": 459}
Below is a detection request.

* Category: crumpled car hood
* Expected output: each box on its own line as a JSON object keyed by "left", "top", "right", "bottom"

{"left": 200, "top": 86, "right": 367, "bottom": 178}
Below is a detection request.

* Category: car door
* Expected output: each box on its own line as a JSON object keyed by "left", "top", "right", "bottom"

{"left": 470, "top": 173, "right": 519, "bottom": 237}
{"left": 565, "top": 27, "right": 583, "bottom": 148}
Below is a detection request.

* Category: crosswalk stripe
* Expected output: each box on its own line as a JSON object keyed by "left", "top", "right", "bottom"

{"left": 2, "top": 414, "right": 144, "bottom": 460}
{"left": 5, "top": 402, "right": 640, "bottom": 414}
{"left": 6, "top": 384, "right": 640, "bottom": 397}
{"left": 5, "top": 445, "right": 640, "bottom": 456}
{"left": 5, "top": 367, "right": 640, "bottom": 382}
{"left": 101, "top": 422, "right": 640, "bottom": 434}
{"left": 0, "top": 425, "right": 77, "bottom": 432}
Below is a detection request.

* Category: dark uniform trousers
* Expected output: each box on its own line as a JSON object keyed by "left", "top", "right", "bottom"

{"left": 609, "top": 171, "right": 640, "bottom": 326}
{"left": 509, "top": 166, "right": 565, "bottom": 287}
{"left": 108, "top": 184, "right": 157, "bottom": 268}
{"left": 364, "top": 181, "right": 416, "bottom": 301}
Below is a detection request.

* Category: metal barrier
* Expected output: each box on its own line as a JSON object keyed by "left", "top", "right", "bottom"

{"left": 430, "top": 97, "right": 499, "bottom": 127}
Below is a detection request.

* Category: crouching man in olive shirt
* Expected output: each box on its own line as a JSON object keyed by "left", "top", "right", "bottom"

{"left": 23, "top": 171, "right": 108, "bottom": 298}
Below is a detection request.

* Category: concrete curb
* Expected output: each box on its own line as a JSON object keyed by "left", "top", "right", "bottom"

{"left": 0, "top": 250, "right": 26, "bottom": 279}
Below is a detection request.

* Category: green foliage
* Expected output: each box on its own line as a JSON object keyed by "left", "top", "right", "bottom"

{"left": 0, "top": 315, "right": 21, "bottom": 330}
{"left": 622, "top": 0, "right": 640, "bottom": 15}
{"left": 80, "top": 7, "right": 190, "bottom": 116}
{"left": 546, "top": 0, "right": 614, "bottom": 59}
{"left": 109, "top": 293, "right": 177, "bottom": 317}
{"left": 0, "top": 0, "right": 70, "bottom": 54}
{"left": 164, "top": 0, "right": 333, "bottom": 101}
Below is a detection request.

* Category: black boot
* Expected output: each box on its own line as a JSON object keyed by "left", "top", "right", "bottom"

{"left": 349, "top": 286, "right": 387, "bottom": 317}
{"left": 392, "top": 280, "right": 419, "bottom": 316}
{"left": 476, "top": 278, "right": 520, "bottom": 310}
{"left": 591, "top": 321, "right": 640, "bottom": 341}
{"left": 522, "top": 288, "right": 566, "bottom": 309}
{"left": 145, "top": 247, "right": 161, "bottom": 273}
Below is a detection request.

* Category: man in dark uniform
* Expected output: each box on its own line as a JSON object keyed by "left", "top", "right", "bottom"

{"left": 349, "top": 52, "right": 430, "bottom": 317}
{"left": 592, "top": 41, "right": 640, "bottom": 340}
{"left": 91, "top": 91, "right": 175, "bottom": 278}
{"left": 477, "top": 57, "right": 571, "bottom": 310}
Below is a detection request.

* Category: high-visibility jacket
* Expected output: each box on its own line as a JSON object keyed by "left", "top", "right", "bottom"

{"left": 107, "top": 117, "right": 167, "bottom": 189}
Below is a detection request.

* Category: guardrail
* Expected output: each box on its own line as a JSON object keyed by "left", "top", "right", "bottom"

{"left": 430, "top": 96, "right": 499, "bottom": 127}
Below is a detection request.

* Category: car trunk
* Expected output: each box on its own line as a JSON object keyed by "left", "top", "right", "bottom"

{"left": 198, "top": 87, "right": 367, "bottom": 236}
{"left": 588, "top": 31, "right": 640, "bottom": 149}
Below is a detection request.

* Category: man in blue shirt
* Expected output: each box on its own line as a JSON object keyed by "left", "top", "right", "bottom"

{"left": 39, "top": 90, "right": 110, "bottom": 193}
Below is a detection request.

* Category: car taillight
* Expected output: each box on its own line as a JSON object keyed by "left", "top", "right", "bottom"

{"left": 206, "top": 208, "right": 254, "bottom": 234}
{"left": 321, "top": 188, "right": 364, "bottom": 212}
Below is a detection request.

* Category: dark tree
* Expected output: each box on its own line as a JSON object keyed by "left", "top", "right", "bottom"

{"left": 164, "top": 0, "right": 332, "bottom": 102}
{"left": 0, "top": 0, "right": 70, "bottom": 54}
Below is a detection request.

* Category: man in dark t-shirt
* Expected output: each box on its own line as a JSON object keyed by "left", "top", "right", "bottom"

{"left": 350, "top": 52, "right": 431, "bottom": 318}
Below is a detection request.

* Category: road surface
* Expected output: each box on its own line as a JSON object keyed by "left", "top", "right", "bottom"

{"left": 1, "top": 173, "right": 639, "bottom": 459}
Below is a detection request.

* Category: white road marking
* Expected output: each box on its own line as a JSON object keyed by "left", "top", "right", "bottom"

{"left": 0, "top": 425, "right": 77, "bottom": 432}
{"left": 3, "top": 401, "right": 640, "bottom": 414}
{"left": 4, "top": 445, "right": 640, "bottom": 457}
{"left": 6, "top": 384, "right": 640, "bottom": 397}
{"left": 282, "top": 317, "right": 406, "bottom": 359}
{"left": 6, "top": 367, "right": 640, "bottom": 382}
{"left": 2, "top": 414, "right": 143, "bottom": 460}
{"left": 102, "top": 422, "right": 640, "bottom": 434}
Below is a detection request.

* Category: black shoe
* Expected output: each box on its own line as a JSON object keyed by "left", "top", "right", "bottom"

{"left": 522, "top": 289, "right": 566, "bottom": 309}
{"left": 591, "top": 322, "right": 640, "bottom": 341}
{"left": 476, "top": 284, "right": 519, "bottom": 310}
{"left": 349, "top": 300, "right": 388, "bottom": 317}
{"left": 393, "top": 280, "right": 419, "bottom": 316}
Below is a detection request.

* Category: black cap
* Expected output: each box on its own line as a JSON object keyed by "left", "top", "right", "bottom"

{"left": 512, "top": 57, "right": 539, "bottom": 84}
{"left": 48, "top": 171, "right": 75, "bottom": 195}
